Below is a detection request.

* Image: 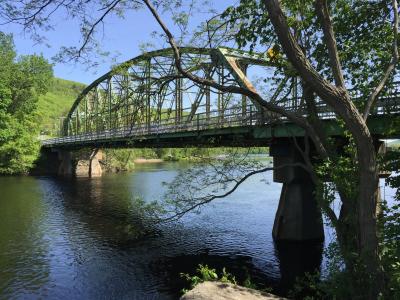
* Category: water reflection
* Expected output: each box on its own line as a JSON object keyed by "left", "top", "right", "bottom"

{"left": 0, "top": 162, "right": 333, "bottom": 299}
{"left": 274, "top": 241, "right": 323, "bottom": 295}
{"left": 0, "top": 177, "right": 50, "bottom": 297}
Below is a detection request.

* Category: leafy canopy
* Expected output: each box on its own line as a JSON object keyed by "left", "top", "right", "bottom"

{"left": 0, "top": 32, "right": 53, "bottom": 174}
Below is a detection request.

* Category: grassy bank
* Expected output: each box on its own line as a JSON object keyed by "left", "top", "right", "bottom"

{"left": 37, "top": 78, "right": 86, "bottom": 136}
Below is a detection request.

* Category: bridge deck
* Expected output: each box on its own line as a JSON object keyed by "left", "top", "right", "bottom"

{"left": 42, "top": 110, "right": 400, "bottom": 149}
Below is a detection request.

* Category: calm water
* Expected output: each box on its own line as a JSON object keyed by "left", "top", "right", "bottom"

{"left": 0, "top": 162, "right": 393, "bottom": 299}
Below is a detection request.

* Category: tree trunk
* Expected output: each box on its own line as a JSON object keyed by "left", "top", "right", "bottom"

{"left": 263, "top": 1, "right": 384, "bottom": 297}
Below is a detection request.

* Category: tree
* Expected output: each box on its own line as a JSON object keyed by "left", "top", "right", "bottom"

{"left": 1, "top": 1, "right": 398, "bottom": 297}
{"left": 0, "top": 32, "right": 53, "bottom": 174}
{"left": 142, "top": 1, "right": 399, "bottom": 297}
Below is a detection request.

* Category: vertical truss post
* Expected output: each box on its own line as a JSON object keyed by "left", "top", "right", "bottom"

{"left": 249, "top": 105, "right": 253, "bottom": 125}
{"left": 205, "top": 66, "right": 213, "bottom": 122}
{"left": 175, "top": 77, "right": 178, "bottom": 124}
{"left": 293, "top": 77, "right": 298, "bottom": 110}
{"left": 180, "top": 78, "right": 183, "bottom": 121}
{"left": 206, "top": 85, "right": 210, "bottom": 121}
{"left": 146, "top": 59, "right": 151, "bottom": 132}
{"left": 108, "top": 78, "right": 112, "bottom": 131}
{"left": 84, "top": 97, "right": 88, "bottom": 133}
{"left": 95, "top": 87, "right": 99, "bottom": 133}
{"left": 218, "top": 66, "right": 223, "bottom": 123}
{"left": 59, "top": 117, "right": 63, "bottom": 136}
{"left": 157, "top": 92, "right": 162, "bottom": 125}
{"left": 76, "top": 107, "right": 79, "bottom": 134}
{"left": 124, "top": 74, "right": 129, "bottom": 128}
{"left": 241, "top": 64, "right": 248, "bottom": 120}
{"left": 175, "top": 76, "right": 183, "bottom": 125}
{"left": 62, "top": 116, "right": 67, "bottom": 136}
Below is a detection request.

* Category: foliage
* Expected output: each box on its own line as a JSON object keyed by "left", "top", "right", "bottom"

{"left": 289, "top": 271, "right": 327, "bottom": 300}
{"left": 219, "top": 1, "right": 399, "bottom": 297}
{"left": 289, "top": 147, "right": 400, "bottom": 299}
{"left": 381, "top": 149, "right": 400, "bottom": 299}
{"left": 222, "top": 0, "right": 396, "bottom": 95}
{"left": 180, "top": 263, "right": 269, "bottom": 295}
{"left": 180, "top": 264, "right": 237, "bottom": 293}
{"left": 0, "top": 32, "right": 53, "bottom": 174}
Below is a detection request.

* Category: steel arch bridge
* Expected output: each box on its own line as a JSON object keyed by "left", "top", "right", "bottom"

{"left": 42, "top": 47, "right": 400, "bottom": 149}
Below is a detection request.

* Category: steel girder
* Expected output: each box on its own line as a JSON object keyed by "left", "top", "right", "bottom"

{"left": 62, "top": 47, "right": 295, "bottom": 137}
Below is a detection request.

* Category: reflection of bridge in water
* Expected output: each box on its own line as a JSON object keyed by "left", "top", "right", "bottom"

{"left": 41, "top": 47, "right": 400, "bottom": 243}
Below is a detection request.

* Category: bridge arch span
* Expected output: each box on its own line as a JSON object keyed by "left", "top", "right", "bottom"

{"left": 60, "top": 47, "right": 287, "bottom": 139}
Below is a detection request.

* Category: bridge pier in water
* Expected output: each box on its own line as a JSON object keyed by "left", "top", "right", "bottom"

{"left": 35, "top": 148, "right": 103, "bottom": 177}
{"left": 270, "top": 138, "right": 324, "bottom": 242}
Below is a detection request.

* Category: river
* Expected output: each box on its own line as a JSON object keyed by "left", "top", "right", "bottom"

{"left": 0, "top": 162, "right": 395, "bottom": 299}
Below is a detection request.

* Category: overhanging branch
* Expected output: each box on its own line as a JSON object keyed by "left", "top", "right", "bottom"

{"left": 161, "top": 162, "right": 310, "bottom": 222}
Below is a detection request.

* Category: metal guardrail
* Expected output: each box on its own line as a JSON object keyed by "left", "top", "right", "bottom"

{"left": 42, "top": 104, "right": 264, "bottom": 146}
{"left": 42, "top": 90, "right": 400, "bottom": 147}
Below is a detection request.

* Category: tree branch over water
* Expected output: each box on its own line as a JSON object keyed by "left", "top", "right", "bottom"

{"left": 158, "top": 151, "right": 309, "bottom": 222}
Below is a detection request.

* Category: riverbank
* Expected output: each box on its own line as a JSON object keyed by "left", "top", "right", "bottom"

{"left": 133, "top": 158, "right": 164, "bottom": 163}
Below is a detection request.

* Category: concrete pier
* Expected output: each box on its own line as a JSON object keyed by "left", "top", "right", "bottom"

{"left": 58, "top": 150, "right": 73, "bottom": 176}
{"left": 270, "top": 139, "right": 324, "bottom": 242}
{"left": 33, "top": 148, "right": 103, "bottom": 177}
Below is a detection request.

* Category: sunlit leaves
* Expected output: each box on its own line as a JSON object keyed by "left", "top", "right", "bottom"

{"left": 222, "top": 0, "right": 397, "bottom": 94}
{"left": 0, "top": 32, "right": 53, "bottom": 174}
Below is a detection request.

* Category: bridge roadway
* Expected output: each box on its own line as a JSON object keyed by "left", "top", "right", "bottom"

{"left": 42, "top": 103, "right": 400, "bottom": 150}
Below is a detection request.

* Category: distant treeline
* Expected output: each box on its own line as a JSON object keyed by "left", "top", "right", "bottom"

{"left": 102, "top": 147, "right": 269, "bottom": 172}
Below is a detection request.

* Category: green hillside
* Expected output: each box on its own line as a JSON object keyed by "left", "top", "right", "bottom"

{"left": 37, "top": 78, "right": 86, "bottom": 135}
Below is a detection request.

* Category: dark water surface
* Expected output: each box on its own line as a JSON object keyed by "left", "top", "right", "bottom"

{"left": 0, "top": 162, "right": 391, "bottom": 299}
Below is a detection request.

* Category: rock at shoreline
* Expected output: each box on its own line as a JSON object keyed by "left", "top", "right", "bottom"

{"left": 180, "top": 282, "right": 286, "bottom": 300}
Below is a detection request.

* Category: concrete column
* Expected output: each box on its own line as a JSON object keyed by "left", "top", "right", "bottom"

{"left": 270, "top": 139, "right": 324, "bottom": 242}
{"left": 58, "top": 150, "right": 73, "bottom": 176}
{"left": 34, "top": 148, "right": 103, "bottom": 177}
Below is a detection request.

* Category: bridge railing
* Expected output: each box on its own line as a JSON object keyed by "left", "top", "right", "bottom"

{"left": 42, "top": 86, "right": 400, "bottom": 147}
{"left": 42, "top": 103, "right": 268, "bottom": 146}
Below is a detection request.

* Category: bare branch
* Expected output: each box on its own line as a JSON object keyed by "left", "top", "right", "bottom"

{"left": 161, "top": 162, "right": 309, "bottom": 222}
{"left": 363, "top": 0, "right": 399, "bottom": 120}
{"left": 315, "top": 0, "right": 345, "bottom": 88}
{"left": 74, "top": 0, "right": 122, "bottom": 60}
{"left": 0, "top": 0, "right": 54, "bottom": 26}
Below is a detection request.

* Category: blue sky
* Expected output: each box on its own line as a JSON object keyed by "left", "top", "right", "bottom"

{"left": 1, "top": 1, "right": 235, "bottom": 84}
